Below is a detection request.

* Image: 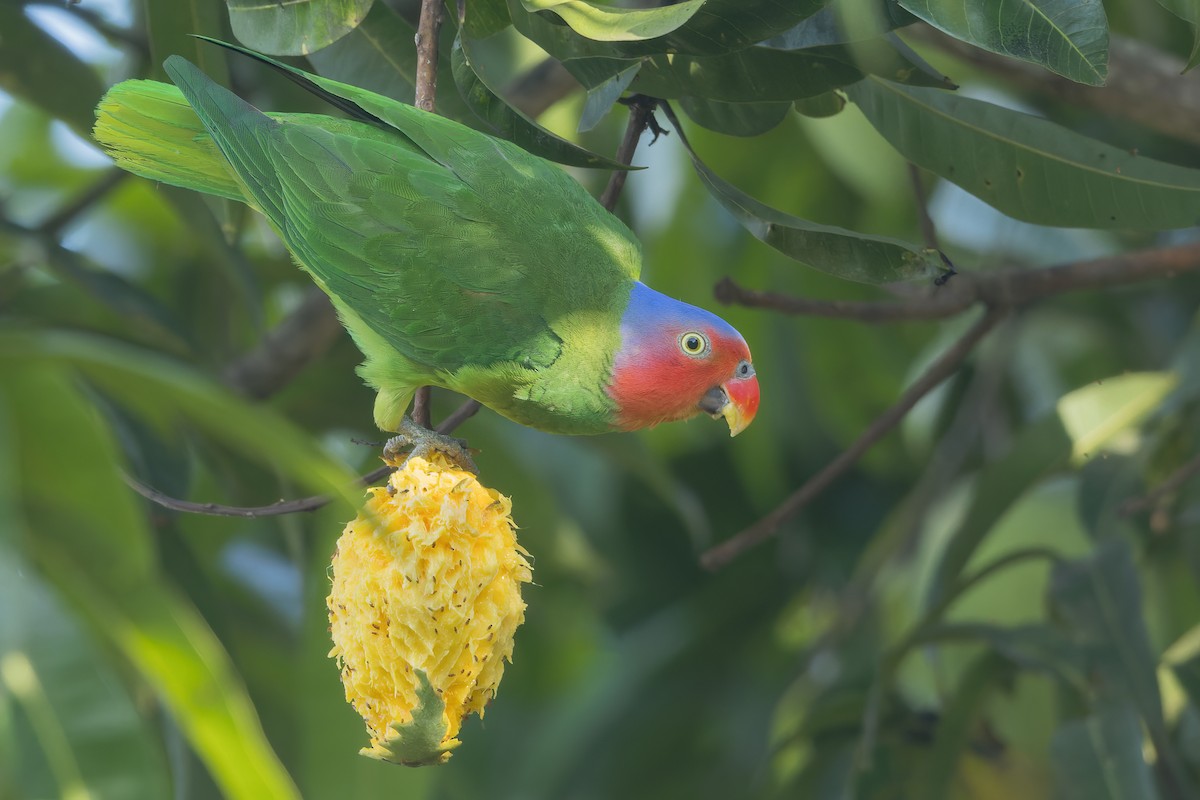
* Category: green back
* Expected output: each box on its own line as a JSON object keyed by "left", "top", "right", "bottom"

{"left": 162, "top": 54, "right": 641, "bottom": 382}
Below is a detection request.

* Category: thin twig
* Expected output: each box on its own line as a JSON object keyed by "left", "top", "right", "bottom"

{"left": 908, "top": 162, "right": 939, "bottom": 254}
{"left": 715, "top": 241, "right": 1200, "bottom": 323}
{"left": 38, "top": 170, "right": 128, "bottom": 238}
{"left": 122, "top": 465, "right": 392, "bottom": 518}
{"left": 408, "top": 0, "right": 447, "bottom": 425}
{"left": 1119, "top": 452, "right": 1200, "bottom": 517}
{"left": 437, "top": 399, "right": 482, "bottom": 434}
{"left": 223, "top": 288, "right": 342, "bottom": 398}
{"left": 599, "top": 97, "right": 655, "bottom": 212}
{"left": 700, "top": 308, "right": 1007, "bottom": 570}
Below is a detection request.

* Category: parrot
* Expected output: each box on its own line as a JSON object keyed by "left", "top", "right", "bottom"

{"left": 93, "top": 41, "right": 760, "bottom": 443}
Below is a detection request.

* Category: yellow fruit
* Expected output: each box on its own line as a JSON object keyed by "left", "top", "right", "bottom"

{"left": 327, "top": 454, "right": 532, "bottom": 765}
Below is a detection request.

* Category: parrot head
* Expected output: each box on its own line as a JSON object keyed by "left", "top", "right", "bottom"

{"left": 608, "top": 282, "right": 760, "bottom": 436}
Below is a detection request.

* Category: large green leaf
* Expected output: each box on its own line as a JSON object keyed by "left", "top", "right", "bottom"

{"left": 677, "top": 96, "right": 792, "bottom": 137}
{"left": 578, "top": 62, "right": 641, "bottom": 131}
{"left": 669, "top": 117, "right": 942, "bottom": 283}
{"left": 146, "top": 0, "right": 231, "bottom": 85}
{"left": 1050, "top": 705, "right": 1161, "bottom": 800}
{"left": 0, "top": 330, "right": 360, "bottom": 509}
{"left": 848, "top": 78, "right": 1200, "bottom": 229}
{"left": 512, "top": 0, "right": 944, "bottom": 103}
{"left": 0, "top": 361, "right": 304, "bottom": 800}
{"left": 306, "top": 1, "right": 475, "bottom": 125}
{"left": 227, "top": 0, "right": 375, "bottom": 56}
{"left": 0, "top": 545, "right": 170, "bottom": 800}
{"left": 764, "top": 0, "right": 917, "bottom": 48}
{"left": 451, "top": 35, "right": 637, "bottom": 169}
{"left": 0, "top": 4, "right": 104, "bottom": 137}
{"left": 517, "top": 0, "right": 827, "bottom": 56}
{"left": 898, "top": 0, "right": 1108, "bottom": 85}
{"left": 1156, "top": 0, "right": 1200, "bottom": 72}
{"left": 926, "top": 373, "right": 1176, "bottom": 608}
{"left": 1050, "top": 539, "right": 1165, "bottom": 731}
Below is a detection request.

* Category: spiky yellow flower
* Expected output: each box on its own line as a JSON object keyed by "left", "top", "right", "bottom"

{"left": 327, "top": 454, "right": 532, "bottom": 765}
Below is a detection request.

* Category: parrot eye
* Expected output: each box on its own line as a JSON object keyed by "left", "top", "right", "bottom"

{"left": 679, "top": 331, "right": 709, "bottom": 357}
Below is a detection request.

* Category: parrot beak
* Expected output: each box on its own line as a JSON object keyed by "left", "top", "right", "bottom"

{"left": 698, "top": 365, "right": 760, "bottom": 437}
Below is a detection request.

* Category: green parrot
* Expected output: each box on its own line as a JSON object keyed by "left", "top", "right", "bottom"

{"left": 93, "top": 42, "right": 760, "bottom": 439}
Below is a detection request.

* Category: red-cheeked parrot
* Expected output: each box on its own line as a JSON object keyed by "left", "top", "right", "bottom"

{"left": 93, "top": 43, "right": 760, "bottom": 438}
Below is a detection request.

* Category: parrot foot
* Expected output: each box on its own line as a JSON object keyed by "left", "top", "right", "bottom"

{"left": 382, "top": 417, "right": 479, "bottom": 475}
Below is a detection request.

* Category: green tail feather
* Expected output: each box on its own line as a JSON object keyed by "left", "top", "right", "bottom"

{"left": 93, "top": 79, "right": 245, "bottom": 202}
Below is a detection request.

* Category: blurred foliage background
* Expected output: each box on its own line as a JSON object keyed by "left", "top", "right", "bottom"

{"left": 4, "top": 0, "right": 1200, "bottom": 797}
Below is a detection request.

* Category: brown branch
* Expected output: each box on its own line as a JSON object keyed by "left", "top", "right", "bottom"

{"left": 908, "top": 162, "right": 939, "bottom": 254}
{"left": 438, "top": 399, "right": 482, "bottom": 434}
{"left": 1119, "top": 452, "right": 1200, "bottom": 517}
{"left": 599, "top": 97, "right": 655, "bottom": 212}
{"left": 700, "top": 308, "right": 1007, "bottom": 570}
{"left": 407, "top": 0, "right": 447, "bottom": 425}
{"left": 38, "top": 169, "right": 128, "bottom": 238}
{"left": 414, "top": 0, "right": 446, "bottom": 113}
{"left": 716, "top": 241, "right": 1200, "bottom": 323}
{"left": 122, "top": 464, "right": 392, "bottom": 518}
{"left": 906, "top": 26, "right": 1200, "bottom": 148}
{"left": 126, "top": 398, "right": 482, "bottom": 519}
{"left": 222, "top": 287, "right": 343, "bottom": 399}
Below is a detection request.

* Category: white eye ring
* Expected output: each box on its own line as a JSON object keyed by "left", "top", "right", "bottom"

{"left": 679, "top": 331, "right": 709, "bottom": 357}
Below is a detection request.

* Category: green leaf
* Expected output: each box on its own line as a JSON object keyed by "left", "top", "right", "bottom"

{"left": 669, "top": 118, "right": 943, "bottom": 283}
{"left": 847, "top": 78, "right": 1200, "bottom": 229}
{"left": 633, "top": 47, "right": 864, "bottom": 101}
{"left": 146, "top": 0, "right": 231, "bottom": 86}
{"left": 521, "top": 0, "right": 705, "bottom": 42}
{"left": 0, "top": 4, "right": 104, "bottom": 137}
{"left": 1049, "top": 539, "right": 1164, "bottom": 730}
{"left": 1155, "top": 0, "right": 1200, "bottom": 73}
{"left": 464, "top": 0, "right": 512, "bottom": 39}
{"left": 0, "top": 546, "right": 171, "bottom": 800}
{"left": 227, "top": 0, "right": 375, "bottom": 56}
{"left": 898, "top": 0, "right": 1108, "bottom": 85}
{"left": 517, "top": 0, "right": 826, "bottom": 56}
{"left": 793, "top": 91, "right": 847, "bottom": 118}
{"left": 764, "top": 0, "right": 917, "bottom": 48}
{"left": 0, "top": 330, "right": 360, "bottom": 509}
{"left": 677, "top": 97, "right": 792, "bottom": 137}
{"left": 451, "top": 35, "right": 638, "bottom": 169}
{"left": 305, "top": 1, "right": 415, "bottom": 99}
{"left": 361, "top": 670, "right": 457, "bottom": 766}
{"left": 1057, "top": 373, "right": 1178, "bottom": 465}
{"left": 306, "top": 2, "right": 476, "bottom": 125}
{"left": 0, "top": 362, "right": 303, "bottom": 800}
{"left": 926, "top": 373, "right": 1175, "bottom": 607}
{"left": 578, "top": 62, "right": 641, "bottom": 132}
{"left": 911, "top": 652, "right": 1011, "bottom": 800}
{"left": 1050, "top": 705, "right": 1161, "bottom": 800}
{"left": 1050, "top": 538, "right": 1200, "bottom": 797}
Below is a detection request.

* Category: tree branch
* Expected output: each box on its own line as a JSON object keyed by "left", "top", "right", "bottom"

{"left": 599, "top": 96, "right": 655, "bottom": 212}
{"left": 408, "top": 0, "right": 447, "bottom": 426}
{"left": 716, "top": 241, "right": 1200, "bottom": 322}
{"left": 413, "top": 0, "right": 446, "bottom": 114}
{"left": 906, "top": 26, "right": 1200, "bottom": 148}
{"left": 1119, "top": 452, "right": 1200, "bottom": 517}
{"left": 222, "top": 288, "right": 343, "bottom": 398}
{"left": 700, "top": 308, "right": 1007, "bottom": 570}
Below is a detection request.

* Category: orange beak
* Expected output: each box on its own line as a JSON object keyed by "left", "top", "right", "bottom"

{"left": 719, "top": 373, "right": 760, "bottom": 436}
{"left": 699, "top": 369, "right": 760, "bottom": 437}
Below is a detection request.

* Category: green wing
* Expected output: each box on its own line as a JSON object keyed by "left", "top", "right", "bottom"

{"left": 162, "top": 52, "right": 641, "bottom": 376}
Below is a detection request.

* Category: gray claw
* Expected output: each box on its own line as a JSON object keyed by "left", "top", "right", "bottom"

{"left": 383, "top": 417, "right": 479, "bottom": 475}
